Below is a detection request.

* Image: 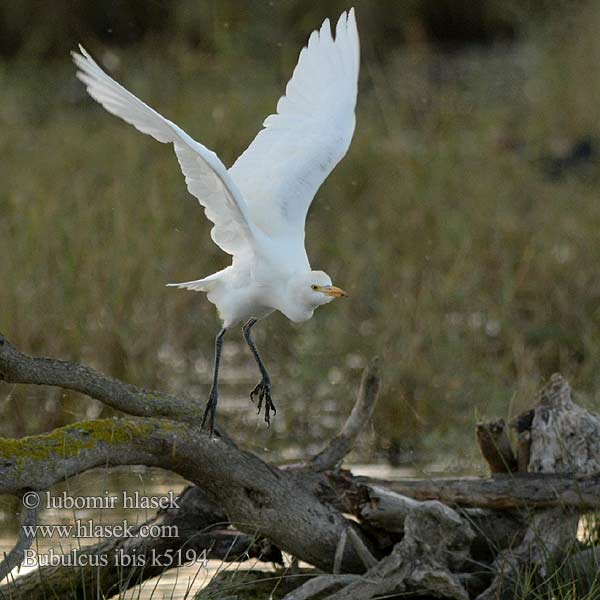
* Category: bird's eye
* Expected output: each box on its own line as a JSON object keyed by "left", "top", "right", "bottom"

{"left": 311, "top": 285, "right": 318, "bottom": 290}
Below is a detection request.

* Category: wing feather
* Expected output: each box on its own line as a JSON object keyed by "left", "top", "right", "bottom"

{"left": 72, "top": 46, "right": 255, "bottom": 256}
{"left": 229, "top": 9, "right": 359, "bottom": 242}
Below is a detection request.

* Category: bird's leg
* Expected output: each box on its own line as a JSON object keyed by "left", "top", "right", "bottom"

{"left": 201, "top": 327, "right": 227, "bottom": 435}
{"left": 242, "top": 318, "right": 276, "bottom": 426}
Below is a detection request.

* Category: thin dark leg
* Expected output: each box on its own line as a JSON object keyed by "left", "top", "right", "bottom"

{"left": 242, "top": 318, "right": 276, "bottom": 425}
{"left": 201, "top": 327, "right": 227, "bottom": 435}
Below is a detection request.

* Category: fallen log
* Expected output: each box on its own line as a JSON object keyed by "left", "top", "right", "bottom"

{"left": 346, "top": 471, "right": 600, "bottom": 510}
{"left": 2, "top": 332, "right": 600, "bottom": 600}
{"left": 0, "top": 334, "right": 380, "bottom": 594}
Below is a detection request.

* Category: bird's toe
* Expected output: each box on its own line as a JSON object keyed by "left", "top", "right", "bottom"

{"left": 249, "top": 378, "right": 276, "bottom": 425}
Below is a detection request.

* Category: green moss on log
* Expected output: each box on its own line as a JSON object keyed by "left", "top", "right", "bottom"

{"left": 0, "top": 418, "right": 156, "bottom": 467}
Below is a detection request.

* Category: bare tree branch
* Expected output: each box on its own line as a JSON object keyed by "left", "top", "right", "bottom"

{"left": 330, "top": 471, "right": 600, "bottom": 510}
{"left": 0, "top": 333, "right": 376, "bottom": 574}
{"left": 346, "top": 527, "right": 378, "bottom": 570}
{"left": 0, "top": 333, "right": 216, "bottom": 427}
{"left": 0, "top": 415, "right": 367, "bottom": 572}
{"left": 311, "top": 357, "right": 380, "bottom": 471}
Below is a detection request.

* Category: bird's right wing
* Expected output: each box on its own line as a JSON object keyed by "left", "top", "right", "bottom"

{"left": 72, "top": 47, "right": 256, "bottom": 256}
{"left": 228, "top": 9, "right": 359, "bottom": 243}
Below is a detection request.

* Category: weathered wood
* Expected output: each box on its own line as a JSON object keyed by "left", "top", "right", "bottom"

{"left": 311, "top": 358, "right": 380, "bottom": 471}
{"left": 0, "top": 333, "right": 381, "bottom": 579}
{"left": 476, "top": 419, "right": 518, "bottom": 474}
{"left": 324, "top": 500, "right": 475, "bottom": 600}
{"left": 3, "top": 335, "right": 600, "bottom": 600}
{"left": 0, "top": 416, "right": 368, "bottom": 575}
{"left": 353, "top": 484, "right": 528, "bottom": 558}
{"left": 476, "top": 374, "right": 583, "bottom": 600}
{"left": 0, "top": 333, "right": 234, "bottom": 443}
{"left": 358, "top": 484, "right": 420, "bottom": 533}
{"left": 282, "top": 575, "right": 363, "bottom": 600}
{"left": 527, "top": 373, "right": 600, "bottom": 474}
{"left": 345, "top": 472, "right": 600, "bottom": 510}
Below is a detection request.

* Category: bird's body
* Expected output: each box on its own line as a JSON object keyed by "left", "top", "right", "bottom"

{"left": 73, "top": 9, "right": 359, "bottom": 431}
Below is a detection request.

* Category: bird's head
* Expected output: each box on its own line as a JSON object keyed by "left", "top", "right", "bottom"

{"left": 283, "top": 271, "right": 348, "bottom": 322}
{"left": 306, "top": 271, "right": 348, "bottom": 305}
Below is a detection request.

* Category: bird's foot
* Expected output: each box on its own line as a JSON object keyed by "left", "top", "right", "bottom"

{"left": 201, "top": 386, "right": 219, "bottom": 435}
{"left": 250, "top": 377, "right": 276, "bottom": 426}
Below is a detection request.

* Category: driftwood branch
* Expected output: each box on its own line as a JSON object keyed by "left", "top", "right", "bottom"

{"left": 3, "top": 333, "right": 599, "bottom": 599}
{"left": 0, "top": 333, "right": 378, "bottom": 576}
{"left": 281, "top": 574, "right": 366, "bottom": 600}
{"left": 0, "top": 415, "right": 366, "bottom": 573}
{"left": 475, "top": 374, "right": 584, "bottom": 600}
{"left": 311, "top": 357, "right": 380, "bottom": 471}
{"left": 0, "top": 333, "right": 221, "bottom": 430}
{"left": 347, "top": 472, "right": 600, "bottom": 510}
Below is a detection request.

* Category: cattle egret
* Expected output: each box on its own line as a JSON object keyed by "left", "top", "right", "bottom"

{"left": 72, "top": 9, "right": 359, "bottom": 433}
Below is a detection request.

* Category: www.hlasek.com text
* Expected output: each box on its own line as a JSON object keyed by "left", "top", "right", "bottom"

{"left": 22, "top": 520, "right": 178, "bottom": 540}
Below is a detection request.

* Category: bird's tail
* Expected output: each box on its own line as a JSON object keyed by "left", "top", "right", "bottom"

{"left": 166, "top": 277, "right": 214, "bottom": 292}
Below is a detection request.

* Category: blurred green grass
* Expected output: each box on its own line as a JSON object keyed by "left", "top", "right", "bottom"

{"left": 2, "top": 2, "right": 600, "bottom": 467}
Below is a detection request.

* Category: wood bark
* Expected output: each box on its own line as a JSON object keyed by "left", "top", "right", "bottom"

{"left": 0, "top": 334, "right": 379, "bottom": 585}
{"left": 344, "top": 471, "right": 600, "bottom": 510}
{"left": 1, "top": 335, "right": 599, "bottom": 600}
{"left": 475, "top": 374, "right": 584, "bottom": 600}
{"left": 476, "top": 419, "right": 518, "bottom": 474}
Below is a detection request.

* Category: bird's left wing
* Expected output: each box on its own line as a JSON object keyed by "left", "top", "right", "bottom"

{"left": 228, "top": 9, "right": 359, "bottom": 242}
{"left": 72, "top": 47, "right": 257, "bottom": 256}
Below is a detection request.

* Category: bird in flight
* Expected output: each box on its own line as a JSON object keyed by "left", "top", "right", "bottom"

{"left": 72, "top": 9, "right": 359, "bottom": 434}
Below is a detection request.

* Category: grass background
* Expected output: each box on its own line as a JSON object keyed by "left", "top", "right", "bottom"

{"left": 2, "top": 1, "right": 600, "bottom": 469}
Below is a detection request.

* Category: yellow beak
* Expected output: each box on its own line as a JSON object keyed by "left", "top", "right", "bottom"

{"left": 320, "top": 285, "right": 349, "bottom": 298}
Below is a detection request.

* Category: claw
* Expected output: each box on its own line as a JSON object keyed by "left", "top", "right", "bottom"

{"left": 249, "top": 377, "right": 276, "bottom": 426}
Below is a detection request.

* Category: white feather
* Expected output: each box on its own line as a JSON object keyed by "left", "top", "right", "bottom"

{"left": 229, "top": 8, "right": 359, "bottom": 245}
{"left": 72, "top": 46, "right": 257, "bottom": 256}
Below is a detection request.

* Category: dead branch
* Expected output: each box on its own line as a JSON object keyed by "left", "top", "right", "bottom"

{"left": 0, "top": 415, "right": 366, "bottom": 573}
{"left": 475, "top": 374, "right": 584, "bottom": 600}
{"left": 476, "top": 419, "right": 518, "bottom": 474}
{"left": 282, "top": 574, "right": 366, "bottom": 600}
{"left": 0, "top": 333, "right": 222, "bottom": 432}
{"left": 0, "top": 333, "right": 375, "bottom": 574}
{"left": 3, "top": 333, "right": 599, "bottom": 600}
{"left": 344, "top": 472, "right": 600, "bottom": 510}
{"left": 324, "top": 500, "right": 475, "bottom": 600}
{"left": 311, "top": 357, "right": 380, "bottom": 471}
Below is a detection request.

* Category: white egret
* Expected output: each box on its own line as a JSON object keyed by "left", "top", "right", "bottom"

{"left": 72, "top": 8, "right": 359, "bottom": 433}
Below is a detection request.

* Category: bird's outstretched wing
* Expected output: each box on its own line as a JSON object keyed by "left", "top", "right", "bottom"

{"left": 72, "top": 47, "right": 256, "bottom": 256}
{"left": 229, "top": 9, "right": 359, "bottom": 242}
